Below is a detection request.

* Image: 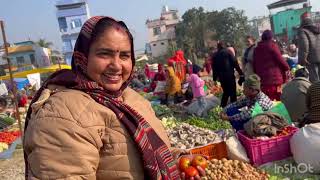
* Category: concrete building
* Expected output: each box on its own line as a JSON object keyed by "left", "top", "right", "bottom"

{"left": 55, "top": 0, "right": 90, "bottom": 65}
{"left": 0, "top": 41, "right": 51, "bottom": 67}
{"left": 312, "top": 11, "right": 320, "bottom": 25}
{"left": 249, "top": 16, "right": 272, "bottom": 40}
{"left": 146, "top": 6, "right": 180, "bottom": 58}
{"left": 267, "top": 0, "right": 311, "bottom": 42}
{"left": 0, "top": 41, "right": 52, "bottom": 75}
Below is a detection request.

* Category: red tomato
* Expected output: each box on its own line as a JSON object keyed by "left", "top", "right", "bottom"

{"left": 184, "top": 166, "right": 199, "bottom": 178}
{"left": 191, "top": 155, "right": 208, "bottom": 169}
{"left": 179, "top": 157, "right": 192, "bottom": 172}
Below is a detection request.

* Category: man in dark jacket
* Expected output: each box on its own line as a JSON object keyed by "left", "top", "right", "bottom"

{"left": 298, "top": 12, "right": 320, "bottom": 82}
{"left": 212, "top": 41, "right": 244, "bottom": 107}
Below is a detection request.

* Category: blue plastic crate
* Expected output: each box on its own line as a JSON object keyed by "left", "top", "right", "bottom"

{"left": 0, "top": 137, "right": 22, "bottom": 159}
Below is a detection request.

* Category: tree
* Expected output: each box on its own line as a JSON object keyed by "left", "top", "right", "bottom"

{"left": 208, "top": 7, "right": 250, "bottom": 55}
{"left": 175, "top": 7, "right": 208, "bottom": 59}
{"left": 175, "top": 7, "right": 249, "bottom": 57}
{"left": 36, "top": 38, "right": 53, "bottom": 48}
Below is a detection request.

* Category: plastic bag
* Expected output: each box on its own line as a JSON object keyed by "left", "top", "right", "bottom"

{"left": 251, "top": 102, "right": 264, "bottom": 117}
{"left": 226, "top": 136, "right": 250, "bottom": 163}
{"left": 290, "top": 123, "right": 320, "bottom": 174}
{"left": 251, "top": 101, "right": 292, "bottom": 124}
{"left": 154, "top": 81, "right": 167, "bottom": 93}
{"left": 269, "top": 102, "right": 292, "bottom": 124}
{"left": 185, "top": 95, "right": 220, "bottom": 117}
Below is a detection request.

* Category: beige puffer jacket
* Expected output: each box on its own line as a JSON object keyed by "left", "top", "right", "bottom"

{"left": 24, "top": 86, "right": 171, "bottom": 180}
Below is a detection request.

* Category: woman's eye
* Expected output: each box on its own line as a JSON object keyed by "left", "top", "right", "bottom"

{"left": 97, "top": 52, "right": 112, "bottom": 57}
{"left": 120, "top": 54, "right": 130, "bottom": 60}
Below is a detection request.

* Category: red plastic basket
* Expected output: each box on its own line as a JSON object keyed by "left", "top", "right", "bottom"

{"left": 237, "top": 126, "right": 298, "bottom": 166}
{"left": 190, "top": 141, "right": 227, "bottom": 160}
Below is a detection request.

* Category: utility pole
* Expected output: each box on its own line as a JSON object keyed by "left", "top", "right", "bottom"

{"left": 0, "top": 20, "right": 23, "bottom": 135}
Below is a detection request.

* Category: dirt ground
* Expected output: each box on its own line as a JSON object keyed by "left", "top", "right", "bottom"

{"left": 0, "top": 148, "right": 24, "bottom": 180}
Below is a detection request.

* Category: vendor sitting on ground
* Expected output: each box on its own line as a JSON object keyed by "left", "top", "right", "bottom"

{"left": 163, "top": 66, "right": 182, "bottom": 105}
{"left": 18, "top": 90, "right": 28, "bottom": 108}
{"left": 150, "top": 64, "right": 166, "bottom": 91}
{"left": 281, "top": 66, "right": 311, "bottom": 123}
{"left": 299, "top": 81, "right": 320, "bottom": 127}
{"left": 0, "top": 97, "right": 14, "bottom": 118}
{"left": 220, "top": 74, "right": 273, "bottom": 131}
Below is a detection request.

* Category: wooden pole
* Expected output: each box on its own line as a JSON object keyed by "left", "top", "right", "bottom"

{"left": 0, "top": 21, "right": 23, "bottom": 134}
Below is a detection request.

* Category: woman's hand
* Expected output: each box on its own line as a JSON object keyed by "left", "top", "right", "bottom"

{"left": 177, "top": 155, "right": 207, "bottom": 180}
{"left": 171, "top": 148, "right": 189, "bottom": 160}
{"left": 220, "top": 112, "right": 229, "bottom": 121}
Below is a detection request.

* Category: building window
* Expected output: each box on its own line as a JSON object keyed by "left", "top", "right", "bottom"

{"left": 153, "top": 43, "right": 157, "bottom": 46}
{"left": 16, "top": 56, "right": 25, "bottom": 65}
{"left": 70, "top": 19, "right": 82, "bottom": 29}
{"left": 58, "top": 17, "right": 67, "bottom": 32}
{"left": 161, "top": 42, "right": 165, "bottom": 45}
{"left": 153, "top": 27, "right": 161, "bottom": 36}
{"left": 63, "top": 39, "right": 72, "bottom": 51}
{"left": 29, "top": 54, "right": 36, "bottom": 65}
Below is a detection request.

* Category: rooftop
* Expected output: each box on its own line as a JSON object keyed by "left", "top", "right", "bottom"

{"left": 56, "top": 0, "right": 86, "bottom": 7}
{"left": 267, "top": 0, "right": 308, "bottom": 10}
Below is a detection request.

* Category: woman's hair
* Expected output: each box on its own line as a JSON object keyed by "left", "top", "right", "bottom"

{"left": 217, "top": 41, "right": 225, "bottom": 50}
{"left": 90, "top": 18, "right": 132, "bottom": 47}
{"left": 261, "top": 30, "right": 273, "bottom": 41}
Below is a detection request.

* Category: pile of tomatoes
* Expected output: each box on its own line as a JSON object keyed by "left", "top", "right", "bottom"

{"left": 0, "top": 131, "right": 21, "bottom": 144}
{"left": 179, "top": 155, "right": 207, "bottom": 178}
{"left": 276, "top": 127, "right": 293, "bottom": 137}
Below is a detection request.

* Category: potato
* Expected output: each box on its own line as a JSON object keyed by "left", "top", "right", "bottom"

{"left": 223, "top": 162, "right": 229, "bottom": 167}
{"left": 211, "top": 159, "right": 218, "bottom": 163}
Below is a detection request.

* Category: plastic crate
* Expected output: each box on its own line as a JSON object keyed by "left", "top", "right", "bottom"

{"left": 237, "top": 126, "right": 298, "bottom": 166}
{"left": 0, "top": 137, "right": 22, "bottom": 159}
{"left": 190, "top": 141, "right": 227, "bottom": 160}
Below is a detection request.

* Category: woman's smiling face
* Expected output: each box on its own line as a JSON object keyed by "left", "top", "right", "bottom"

{"left": 87, "top": 27, "right": 132, "bottom": 92}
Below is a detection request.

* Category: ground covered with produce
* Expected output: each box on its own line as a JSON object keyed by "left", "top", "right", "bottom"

{"left": 0, "top": 93, "right": 318, "bottom": 180}
{"left": 149, "top": 93, "right": 319, "bottom": 180}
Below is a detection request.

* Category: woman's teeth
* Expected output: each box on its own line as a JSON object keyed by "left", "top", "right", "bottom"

{"left": 104, "top": 74, "right": 121, "bottom": 80}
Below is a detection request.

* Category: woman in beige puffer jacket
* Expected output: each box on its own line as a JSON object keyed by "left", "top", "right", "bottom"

{"left": 24, "top": 16, "right": 181, "bottom": 180}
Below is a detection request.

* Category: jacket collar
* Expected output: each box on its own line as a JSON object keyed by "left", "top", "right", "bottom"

{"left": 293, "top": 77, "right": 310, "bottom": 83}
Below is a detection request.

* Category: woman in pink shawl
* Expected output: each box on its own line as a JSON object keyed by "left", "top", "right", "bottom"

{"left": 186, "top": 73, "right": 207, "bottom": 116}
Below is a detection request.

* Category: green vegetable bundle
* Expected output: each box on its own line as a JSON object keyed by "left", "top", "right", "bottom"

{"left": 185, "top": 107, "right": 231, "bottom": 131}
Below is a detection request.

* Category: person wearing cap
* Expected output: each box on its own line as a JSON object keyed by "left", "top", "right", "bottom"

{"left": 220, "top": 74, "right": 273, "bottom": 131}
{"left": 298, "top": 12, "right": 320, "bottom": 82}
{"left": 281, "top": 66, "right": 311, "bottom": 123}
{"left": 253, "top": 30, "right": 290, "bottom": 101}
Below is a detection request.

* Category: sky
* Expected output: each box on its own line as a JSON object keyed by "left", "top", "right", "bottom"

{"left": 0, "top": 0, "right": 319, "bottom": 52}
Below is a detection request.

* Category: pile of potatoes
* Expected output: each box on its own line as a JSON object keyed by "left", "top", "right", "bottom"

{"left": 202, "top": 158, "right": 269, "bottom": 180}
